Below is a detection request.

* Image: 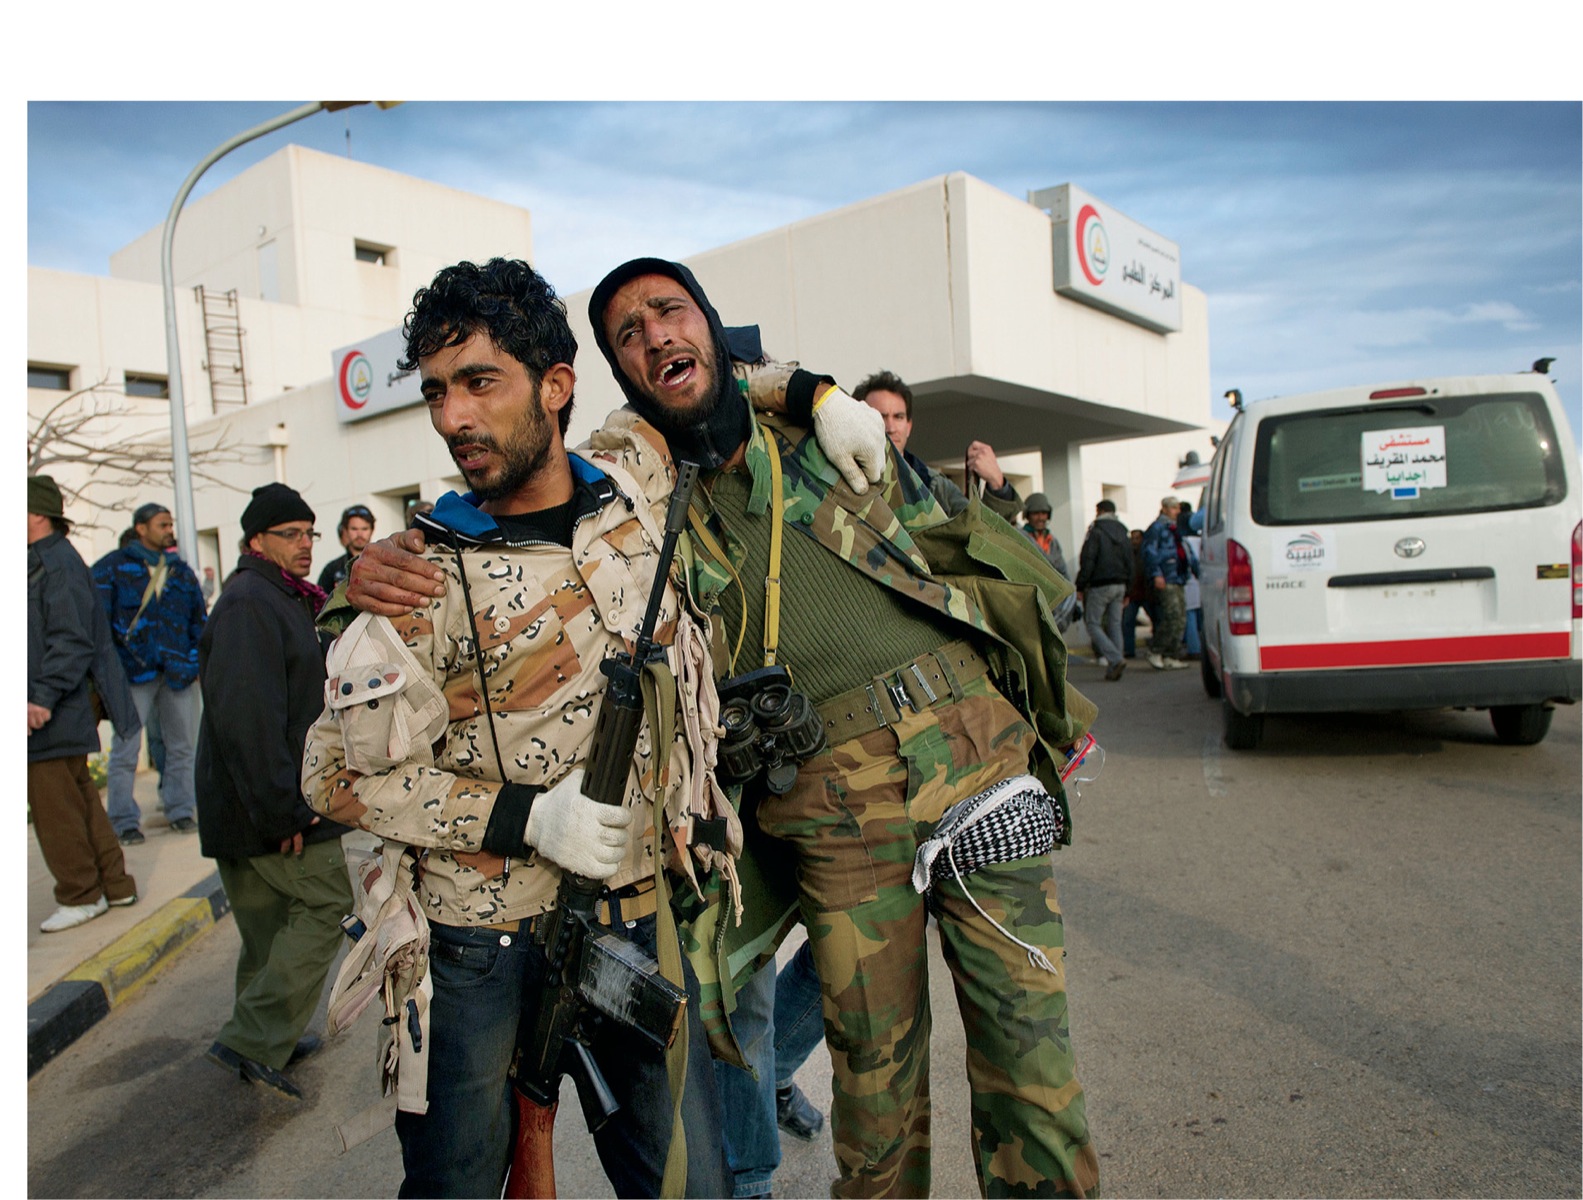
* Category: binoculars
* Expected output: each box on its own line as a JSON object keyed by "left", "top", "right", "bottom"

{"left": 715, "top": 666, "right": 828, "bottom": 795}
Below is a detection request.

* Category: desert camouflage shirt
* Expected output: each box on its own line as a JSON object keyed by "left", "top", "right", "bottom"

{"left": 303, "top": 436, "right": 735, "bottom": 928}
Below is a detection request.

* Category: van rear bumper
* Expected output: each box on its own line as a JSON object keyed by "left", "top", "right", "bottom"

{"left": 1226, "top": 658, "right": 1582, "bottom": 715}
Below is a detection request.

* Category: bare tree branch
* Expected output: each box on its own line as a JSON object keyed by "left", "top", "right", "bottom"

{"left": 28, "top": 378, "right": 262, "bottom": 534}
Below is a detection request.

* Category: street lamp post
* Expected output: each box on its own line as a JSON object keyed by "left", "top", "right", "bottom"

{"left": 160, "top": 100, "right": 385, "bottom": 568}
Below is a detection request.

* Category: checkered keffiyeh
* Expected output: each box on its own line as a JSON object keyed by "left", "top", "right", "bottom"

{"left": 911, "top": 774, "right": 1064, "bottom": 974}
{"left": 913, "top": 775, "right": 1062, "bottom": 891}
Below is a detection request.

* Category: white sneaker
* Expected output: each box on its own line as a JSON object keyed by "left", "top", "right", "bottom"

{"left": 1164, "top": 657, "right": 1191, "bottom": 670}
{"left": 40, "top": 896, "right": 109, "bottom": 933}
{"left": 1147, "top": 653, "right": 1166, "bottom": 670}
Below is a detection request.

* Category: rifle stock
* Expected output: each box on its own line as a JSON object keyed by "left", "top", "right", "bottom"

{"left": 504, "top": 463, "right": 700, "bottom": 1200}
{"left": 508, "top": 1092, "right": 558, "bottom": 1199}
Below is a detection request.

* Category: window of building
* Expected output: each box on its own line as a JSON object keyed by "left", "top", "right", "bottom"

{"left": 29, "top": 362, "right": 73, "bottom": 390}
{"left": 1101, "top": 483, "right": 1127, "bottom": 513}
{"left": 354, "top": 240, "right": 394, "bottom": 266}
{"left": 400, "top": 492, "right": 434, "bottom": 527}
{"left": 124, "top": 372, "right": 169, "bottom": 399}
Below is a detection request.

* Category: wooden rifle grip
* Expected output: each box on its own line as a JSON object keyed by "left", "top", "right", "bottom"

{"left": 506, "top": 1090, "right": 559, "bottom": 1199}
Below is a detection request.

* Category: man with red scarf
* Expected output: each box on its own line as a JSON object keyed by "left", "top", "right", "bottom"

{"left": 196, "top": 482, "right": 353, "bottom": 1100}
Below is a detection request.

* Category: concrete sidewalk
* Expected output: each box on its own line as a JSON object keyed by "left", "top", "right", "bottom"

{"left": 27, "top": 763, "right": 383, "bottom": 1077}
{"left": 27, "top": 767, "right": 228, "bottom": 1074}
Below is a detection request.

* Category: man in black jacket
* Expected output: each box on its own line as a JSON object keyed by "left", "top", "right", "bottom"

{"left": 1074, "top": 499, "right": 1133, "bottom": 681}
{"left": 28, "top": 475, "right": 141, "bottom": 932}
{"left": 197, "top": 483, "right": 353, "bottom": 1100}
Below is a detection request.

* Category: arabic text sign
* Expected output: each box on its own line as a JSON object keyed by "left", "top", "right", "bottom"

{"left": 332, "top": 326, "right": 423, "bottom": 424}
{"left": 1041, "top": 183, "right": 1183, "bottom": 334}
{"left": 1361, "top": 426, "right": 1447, "bottom": 497}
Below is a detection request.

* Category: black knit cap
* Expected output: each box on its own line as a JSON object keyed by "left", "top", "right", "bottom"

{"left": 241, "top": 483, "right": 315, "bottom": 540}
{"left": 587, "top": 257, "right": 748, "bottom": 470}
{"left": 133, "top": 502, "right": 170, "bottom": 526}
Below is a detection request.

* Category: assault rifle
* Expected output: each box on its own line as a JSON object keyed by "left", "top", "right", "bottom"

{"left": 506, "top": 463, "right": 701, "bottom": 1199}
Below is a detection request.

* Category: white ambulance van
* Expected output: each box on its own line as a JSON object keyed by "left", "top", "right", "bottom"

{"left": 1198, "top": 371, "right": 1581, "bottom": 749}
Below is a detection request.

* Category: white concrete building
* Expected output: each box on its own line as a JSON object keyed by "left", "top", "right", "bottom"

{"left": 28, "top": 145, "right": 1213, "bottom": 584}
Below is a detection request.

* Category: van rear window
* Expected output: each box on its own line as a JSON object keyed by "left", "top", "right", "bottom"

{"left": 1251, "top": 391, "right": 1568, "bottom": 525}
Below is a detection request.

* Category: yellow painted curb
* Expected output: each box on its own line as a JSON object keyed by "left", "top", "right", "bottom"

{"left": 64, "top": 895, "right": 220, "bottom": 1008}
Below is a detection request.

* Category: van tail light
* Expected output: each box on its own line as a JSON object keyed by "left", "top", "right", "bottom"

{"left": 1572, "top": 521, "right": 1581, "bottom": 620}
{"left": 1228, "top": 538, "right": 1256, "bottom": 636}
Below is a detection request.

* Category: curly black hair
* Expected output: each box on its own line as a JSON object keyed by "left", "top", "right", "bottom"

{"left": 399, "top": 258, "right": 578, "bottom": 433}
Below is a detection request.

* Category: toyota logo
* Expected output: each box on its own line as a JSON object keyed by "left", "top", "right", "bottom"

{"left": 1394, "top": 537, "right": 1426, "bottom": 559}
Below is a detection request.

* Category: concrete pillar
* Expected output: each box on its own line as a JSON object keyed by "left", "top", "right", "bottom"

{"left": 1037, "top": 442, "right": 1086, "bottom": 571}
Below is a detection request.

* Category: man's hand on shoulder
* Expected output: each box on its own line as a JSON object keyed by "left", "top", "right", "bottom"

{"left": 347, "top": 528, "right": 446, "bottom": 615}
{"left": 812, "top": 385, "right": 886, "bottom": 495}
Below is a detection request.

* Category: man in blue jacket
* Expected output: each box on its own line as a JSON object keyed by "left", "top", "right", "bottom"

{"left": 1141, "top": 495, "right": 1198, "bottom": 670}
{"left": 93, "top": 501, "right": 207, "bottom": 844}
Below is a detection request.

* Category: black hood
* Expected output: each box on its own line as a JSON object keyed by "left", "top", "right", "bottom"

{"left": 588, "top": 257, "right": 750, "bottom": 470}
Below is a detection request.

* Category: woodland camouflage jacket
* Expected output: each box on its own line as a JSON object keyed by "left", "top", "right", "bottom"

{"left": 603, "top": 390, "right": 1097, "bottom": 1064}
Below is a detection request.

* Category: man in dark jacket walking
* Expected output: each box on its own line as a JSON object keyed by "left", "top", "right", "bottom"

{"left": 28, "top": 475, "right": 141, "bottom": 932}
{"left": 197, "top": 483, "right": 352, "bottom": 1099}
{"left": 1074, "top": 499, "right": 1133, "bottom": 681}
{"left": 93, "top": 501, "right": 207, "bottom": 844}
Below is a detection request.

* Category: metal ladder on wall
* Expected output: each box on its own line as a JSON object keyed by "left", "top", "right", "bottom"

{"left": 197, "top": 286, "right": 249, "bottom": 409}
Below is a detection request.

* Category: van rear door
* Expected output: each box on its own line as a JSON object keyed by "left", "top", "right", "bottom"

{"left": 1246, "top": 383, "right": 1575, "bottom": 674}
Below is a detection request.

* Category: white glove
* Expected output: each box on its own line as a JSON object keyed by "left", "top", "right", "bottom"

{"left": 811, "top": 386, "right": 886, "bottom": 495}
{"left": 522, "top": 768, "right": 634, "bottom": 880}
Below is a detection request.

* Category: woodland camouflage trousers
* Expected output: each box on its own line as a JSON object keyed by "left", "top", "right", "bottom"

{"left": 756, "top": 674, "right": 1098, "bottom": 1198}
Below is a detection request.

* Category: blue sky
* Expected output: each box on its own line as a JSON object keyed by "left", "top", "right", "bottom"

{"left": 27, "top": 100, "right": 1582, "bottom": 438}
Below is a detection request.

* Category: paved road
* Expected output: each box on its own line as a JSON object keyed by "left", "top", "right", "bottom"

{"left": 27, "top": 658, "right": 1582, "bottom": 1197}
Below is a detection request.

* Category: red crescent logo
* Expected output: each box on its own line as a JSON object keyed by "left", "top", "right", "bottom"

{"left": 1075, "top": 204, "right": 1106, "bottom": 287}
{"left": 339, "top": 351, "right": 369, "bottom": 409}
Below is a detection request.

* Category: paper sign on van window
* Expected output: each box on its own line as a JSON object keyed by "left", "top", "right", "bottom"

{"left": 1273, "top": 528, "right": 1334, "bottom": 572}
{"left": 1362, "top": 426, "right": 1447, "bottom": 499}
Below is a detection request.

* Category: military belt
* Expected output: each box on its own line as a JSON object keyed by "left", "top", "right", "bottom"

{"left": 815, "top": 639, "right": 990, "bottom": 745}
{"left": 476, "top": 876, "right": 661, "bottom": 939}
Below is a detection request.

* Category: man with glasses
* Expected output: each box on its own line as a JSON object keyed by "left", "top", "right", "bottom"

{"left": 196, "top": 483, "right": 353, "bottom": 1100}
{"left": 317, "top": 503, "right": 377, "bottom": 592}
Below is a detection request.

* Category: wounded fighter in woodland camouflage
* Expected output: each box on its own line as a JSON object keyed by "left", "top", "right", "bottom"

{"left": 588, "top": 259, "right": 1101, "bottom": 1199}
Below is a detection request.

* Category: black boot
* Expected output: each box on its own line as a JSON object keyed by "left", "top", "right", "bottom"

{"left": 775, "top": 1082, "right": 824, "bottom": 1140}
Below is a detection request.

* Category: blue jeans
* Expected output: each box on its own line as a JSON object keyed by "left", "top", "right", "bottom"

{"left": 1082, "top": 583, "right": 1126, "bottom": 667}
{"left": 398, "top": 912, "right": 731, "bottom": 1199}
{"left": 715, "top": 939, "right": 826, "bottom": 1197}
{"left": 107, "top": 678, "right": 198, "bottom": 833}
